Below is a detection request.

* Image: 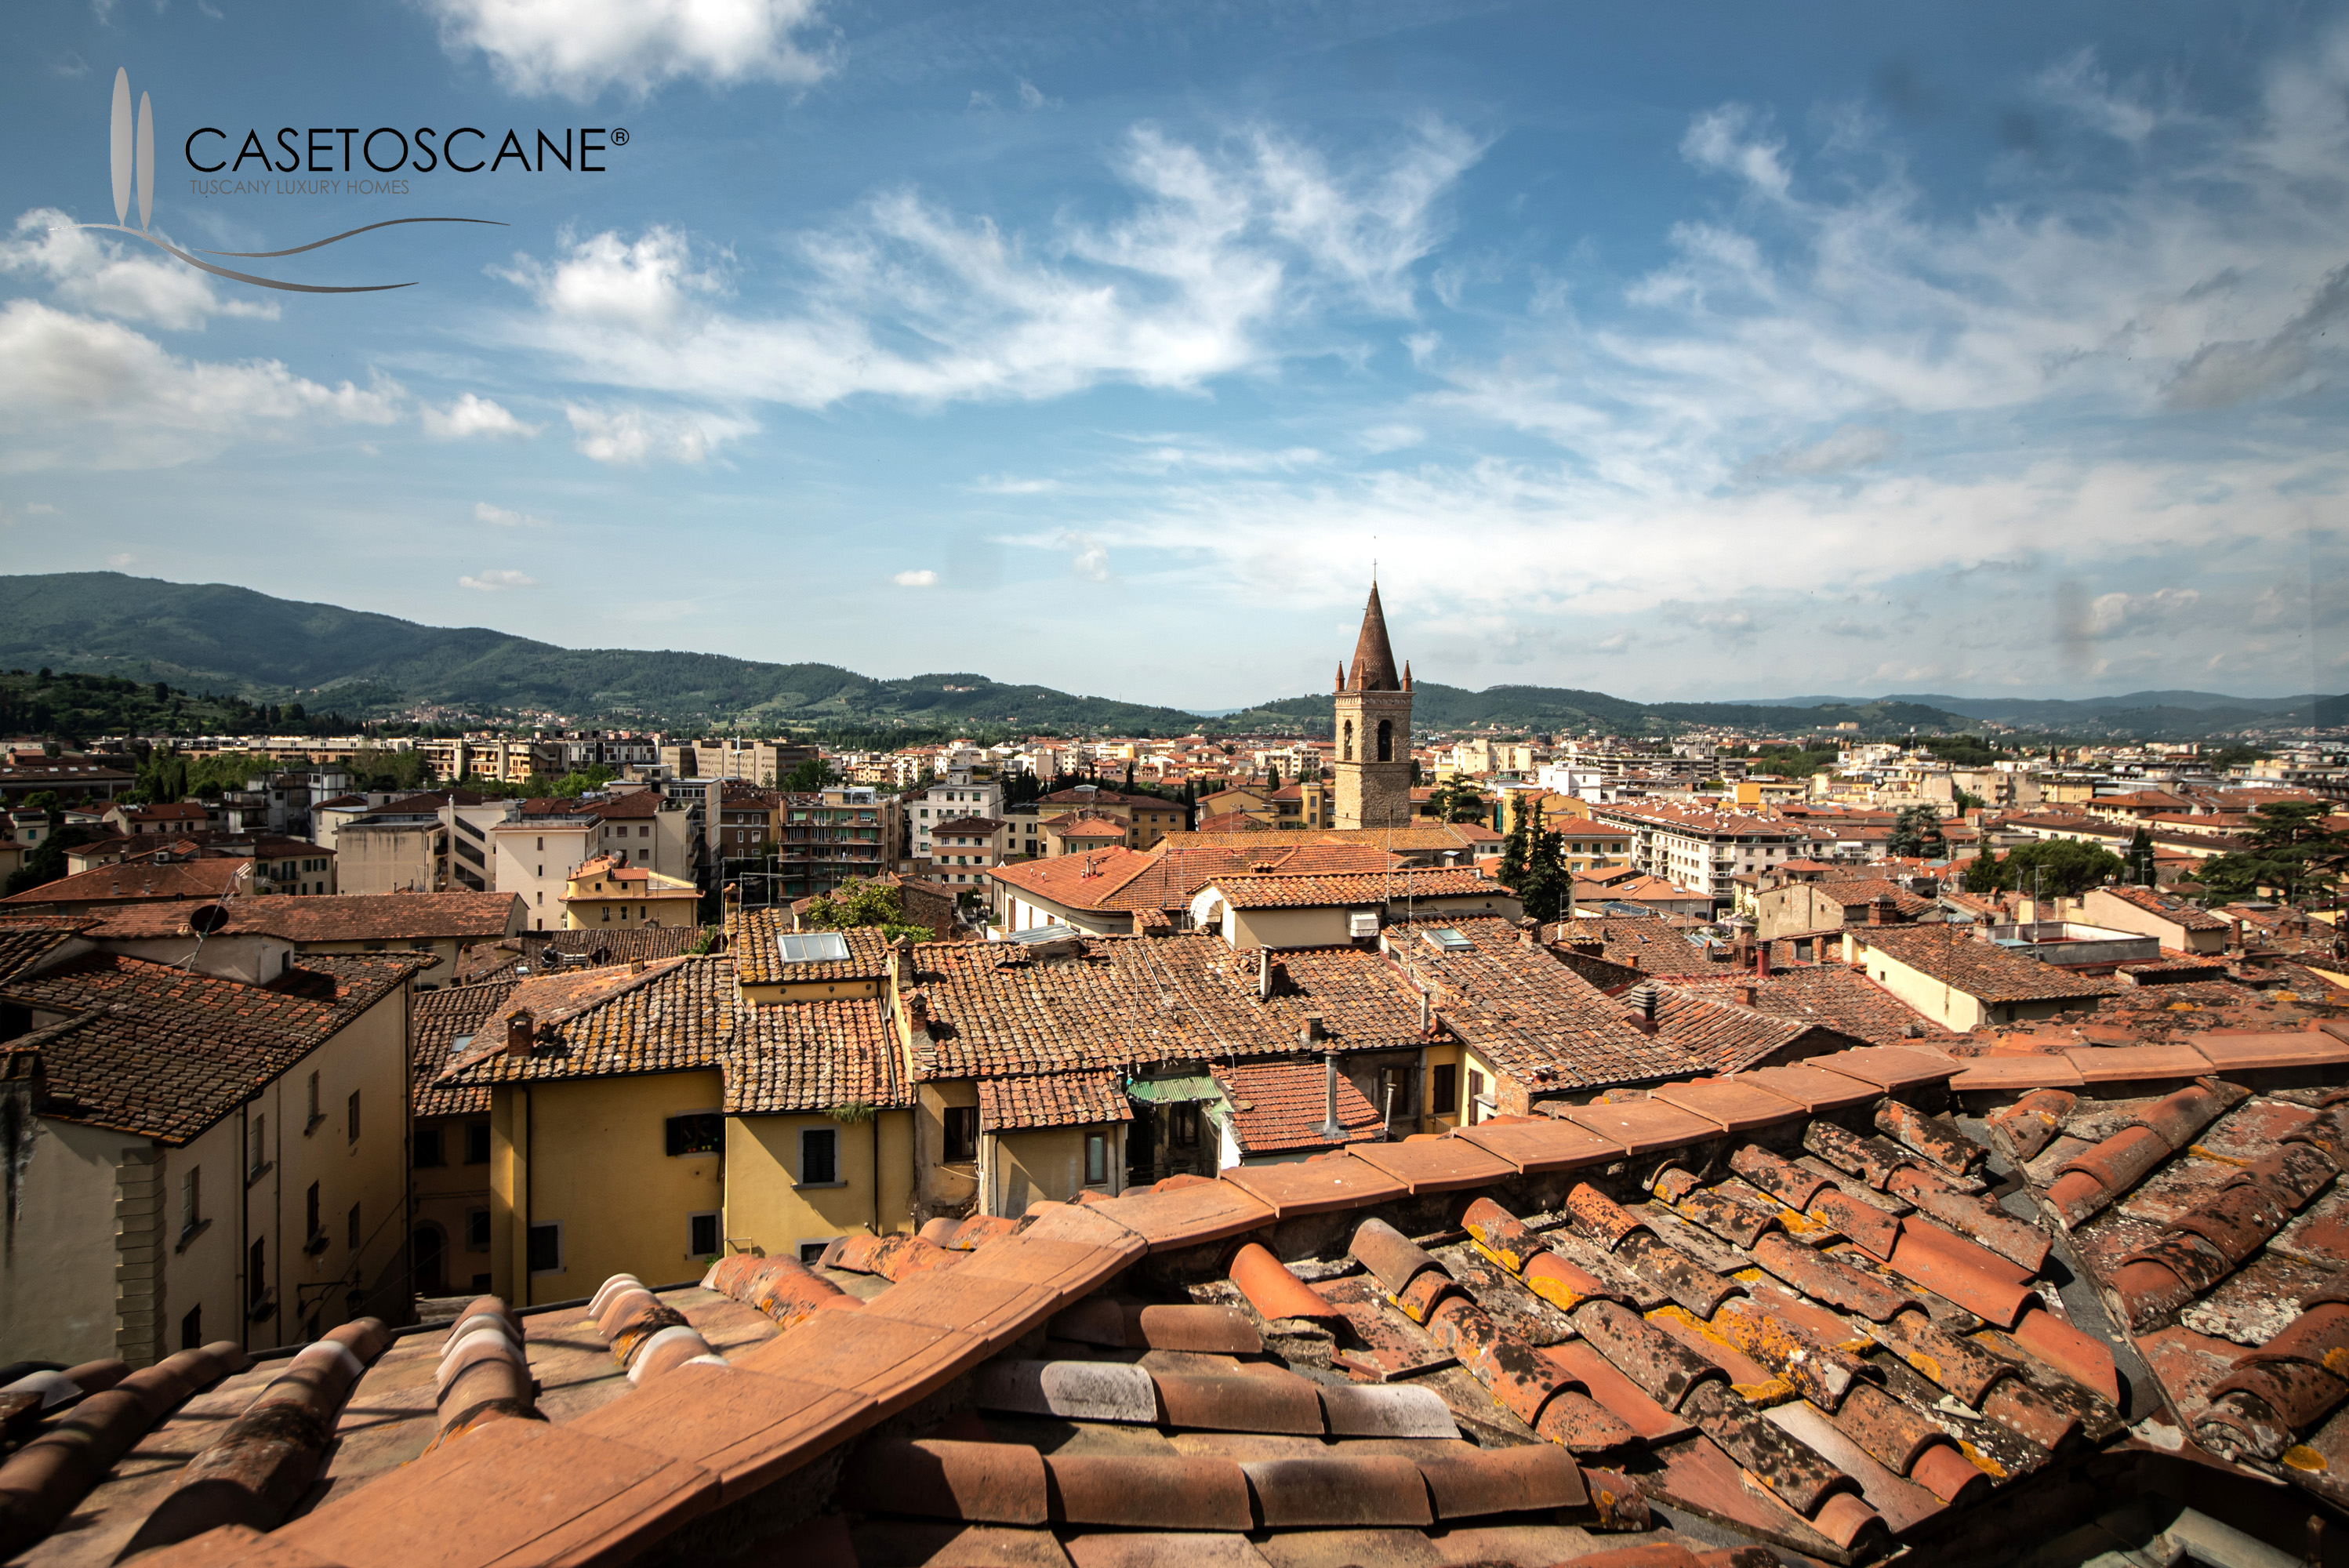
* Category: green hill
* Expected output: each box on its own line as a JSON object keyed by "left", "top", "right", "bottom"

{"left": 0, "top": 570, "right": 2173, "bottom": 740}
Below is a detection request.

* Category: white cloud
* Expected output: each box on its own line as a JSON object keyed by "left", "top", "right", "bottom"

{"left": 1058, "top": 531, "right": 1111, "bottom": 582}
{"left": 458, "top": 568, "right": 539, "bottom": 590}
{"left": 105, "top": 550, "right": 134, "bottom": 567}
{"left": 493, "top": 121, "right": 1482, "bottom": 409}
{"left": 1017, "top": 79, "right": 1054, "bottom": 111}
{"left": 892, "top": 568, "right": 939, "bottom": 586}
{"left": 0, "top": 209, "right": 278, "bottom": 330}
{"left": 0, "top": 299, "right": 400, "bottom": 471}
{"left": 564, "top": 402, "right": 755, "bottom": 465}
{"left": 971, "top": 474, "right": 1058, "bottom": 495}
{"left": 474, "top": 501, "right": 552, "bottom": 528}
{"left": 1357, "top": 423, "right": 1424, "bottom": 454}
{"left": 423, "top": 393, "right": 540, "bottom": 440}
{"left": 424, "top": 0, "right": 833, "bottom": 99}
{"left": 1421, "top": 37, "right": 2349, "bottom": 497}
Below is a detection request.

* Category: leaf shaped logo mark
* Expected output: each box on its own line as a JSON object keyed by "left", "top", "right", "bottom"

{"left": 86, "top": 67, "right": 501, "bottom": 294}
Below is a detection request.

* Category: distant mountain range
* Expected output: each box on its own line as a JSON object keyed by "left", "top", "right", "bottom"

{"left": 1727, "top": 689, "right": 2347, "bottom": 738}
{"left": 0, "top": 572, "right": 2332, "bottom": 741}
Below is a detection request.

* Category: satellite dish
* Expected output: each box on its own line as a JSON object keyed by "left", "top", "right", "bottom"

{"left": 187, "top": 903, "right": 232, "bottom": 935}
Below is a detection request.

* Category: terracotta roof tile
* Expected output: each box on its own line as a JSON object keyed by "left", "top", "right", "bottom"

{"left": 3, "top": 952, "right": 423, "bottom": 1142}
{"left": 1852, "top": 926, "right": 2115, "bottom": 1005}
{"left": 1203, "top": 869, "right": 1508, "bottom": 909}
{"left": 730, "top": 999, "right": 909, "bottom": 1112}
{"left": 411, "top": 980, "right": 514, "bottom": 1119}
{"left": 727, "top": 908, "right": 893, "bottom": 986}
{"left": 1210, "top": 1061, "right": 1382, "bottom": 1153}
{"left": 976, "top": 1069, "right": 1131, "bottom": 1130}
{"left": 82, "top": 891, "right": 522, "bottom": 943}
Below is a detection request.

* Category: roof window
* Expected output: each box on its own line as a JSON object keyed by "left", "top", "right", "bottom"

{"left": 1421, "top": 927, "right": 1473, "bottom": 952}
{"left": 775, "top": 931, "right": 852, "bottom": 964}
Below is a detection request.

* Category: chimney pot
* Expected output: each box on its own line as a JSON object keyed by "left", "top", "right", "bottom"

{"left": 1257, "top": 947, "right": 1273, "bottom": 1000}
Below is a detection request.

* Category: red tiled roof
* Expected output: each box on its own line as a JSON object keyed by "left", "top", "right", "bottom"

{"left": 1212, "top": 1059, "right": 1382, "bottom": 1152}
{"left": 1853, "top": 926, "right": 2113, "bottom": 1005}
{"left": 1202, "top": 868, "right": 1508, "bottom": 909}
{"left": 4, "top": 952, "right": 427, "bottom": 1142}
{"left": 0, "top": 855, "right": 250, "bottom": 907}
{"left": 729, "top": 998, "right": 908, "bottom": 1113}
{"left": 2097, "top": 884, "right": 2231, "bottom": 932}
{"left": 975, "top": 1069, "right": 1131, "bottom": 1130}
{"left": 1670, "top": 964, "right": 1966, "bottom": 1049}
{"left": 81, "top": 891, "right": 525, "bottom": 943}
{"left": 63, "top": 996, "right": 2349, "bottom": 1568}
{"left": 412, "top": 980, "right": 514, "bottom": 1119}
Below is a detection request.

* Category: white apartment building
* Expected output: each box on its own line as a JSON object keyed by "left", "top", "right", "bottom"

{"left": 906, "top": 773, "right": 1006, "bottom": 865}
{"left": 490, "top": 808, "right": 597, "bottom": 932}
{"left": 1590, "top": 803, "right": 1806, "bottom": 907}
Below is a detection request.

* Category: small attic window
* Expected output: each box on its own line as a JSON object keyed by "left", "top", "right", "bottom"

{"left": 775, "top": 931, "right": 852, "bottom": 965}
{"left": 1423, "top": 927, "right": 1473, "bottom": 953}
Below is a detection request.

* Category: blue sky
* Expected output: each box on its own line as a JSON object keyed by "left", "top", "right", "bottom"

{"left": 2, "top": 1, "right": 2345, "bottom": 709}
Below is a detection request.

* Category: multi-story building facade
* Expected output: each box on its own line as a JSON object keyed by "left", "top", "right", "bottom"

{"left": 1590, "top": 802, "right": 1806, "bottom": 909}
{"left": 778, "top": 784, "right": 896, "bottom": 901}
{"left": 906, "top": 774, "right": 1006, "bottom": 864}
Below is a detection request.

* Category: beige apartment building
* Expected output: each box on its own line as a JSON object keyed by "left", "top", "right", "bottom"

{"left": 0, "top": 928, "right": 423, "bottom": 1367}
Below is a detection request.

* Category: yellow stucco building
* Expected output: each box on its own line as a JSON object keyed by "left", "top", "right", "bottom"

{"left": 559, "top": 852, "right": 701, "bottom": 930}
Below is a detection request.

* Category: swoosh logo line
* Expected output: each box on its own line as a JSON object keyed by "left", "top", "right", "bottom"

{"left": 196, "top": 215, "right": 510, "bottom": 259}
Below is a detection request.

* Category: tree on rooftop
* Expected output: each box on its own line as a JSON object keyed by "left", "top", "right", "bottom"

{"left": 800, "top": 878, "right": 932, "bottom": 943}
{"left": 782, "top": 757, "right": 833, "bottom": 792}
{"left": 1973, "top": 837, "right": 2125, "bottom": 898}
{"left": 1889, "top": 804, "right": 1947, "bottom": 860}
{"left": 1265, "top": 764, "right": 1280, "bottom": 792}
{"left": 1962, "top": 848, "right": 2006, "bottom": 894}
{"left": 2195, "top": 800, "right": 2349, "bottom": 906}
{"left": 1427, "top": 777, "right": 1488, "bottom": 824}
{"left": 2126, "top": 826, "right": 2156, "bottom": 886}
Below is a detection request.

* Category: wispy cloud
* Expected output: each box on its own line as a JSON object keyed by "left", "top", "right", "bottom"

{"left": 492, "top": 121, "right": 1482, "bottom": 409}
{"left": 458, "top": 568, "right": 538, "bottom": 590}
{"left": 424, "top": 394, "right": 539, "bottom": 440}
{"left": 0, "top": 299, "right": 398, "bottom": 472}
{"left": 2, "top": 209, "right": 278, "bottom": 330}
{"left": 474, "top": 501, "right": 552, "bottom": 528}
{"left": 891, "top": 568, "right": 939, "bottom": 586}
{"left": 564, "top": 401, "right": 754, "bottom": 464}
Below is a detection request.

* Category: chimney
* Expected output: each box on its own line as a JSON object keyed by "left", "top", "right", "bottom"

{"left": 1626, "top": 983, "right": 1659, "bottom": 1036}
{"left": 1868, "top": 895, "right": 1893, "bottom": 925}
{"left": 1320, "top": 1051, "right": 1345, "bottom": 1142}
{"left": 1257, "top": 947, "right": 1273, "bottom": 1000}
{"left": 1418, "top": 986, "right": 1431, "bottom": 1035}
{"left": 1734, "top": 983, "right": 1757, "bottom": 1007}
{"left": 630, "top": 959, "right": 644, "bottom": 975}
{"left": 1756, "top": 941, "right": 1771, "bottom": 978}
{"left": 504, "top": 1007, "right": 536, "bottom": 1058}
{"left": 1299, "top": 1013, "right": 1325, "bottom": 1046}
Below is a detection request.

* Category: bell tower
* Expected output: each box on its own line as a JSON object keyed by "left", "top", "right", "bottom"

{"left": 1332, "top": 583, "right": 1413, "bottom": 832}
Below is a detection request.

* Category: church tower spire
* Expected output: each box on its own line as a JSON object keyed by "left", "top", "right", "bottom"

{"left": 1332, "top": 582, "right": 1413, "bottom": 831}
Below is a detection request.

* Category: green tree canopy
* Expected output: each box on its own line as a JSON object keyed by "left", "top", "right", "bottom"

{"left": 2195, "top": 800, "right": 2349, "bottom": 904}
{"left": 799, "top": 879, "right": 933, "bottom": 943}
{"left": 1966, "top": 837, "right": 2126, "bottom": 898}
{"left": 1427, "top": 777, "right": 1489, "bottom": 823}
{"left": 1889, "top": 804, "right": 1947, "bottom": 861}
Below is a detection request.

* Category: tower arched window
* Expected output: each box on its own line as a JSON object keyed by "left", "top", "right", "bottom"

{"left": 1377, "top": 720, "right": 1392, "bottom": 762}
{"left": 1342, "top": 720, "right": 1353, "bottom": 762}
